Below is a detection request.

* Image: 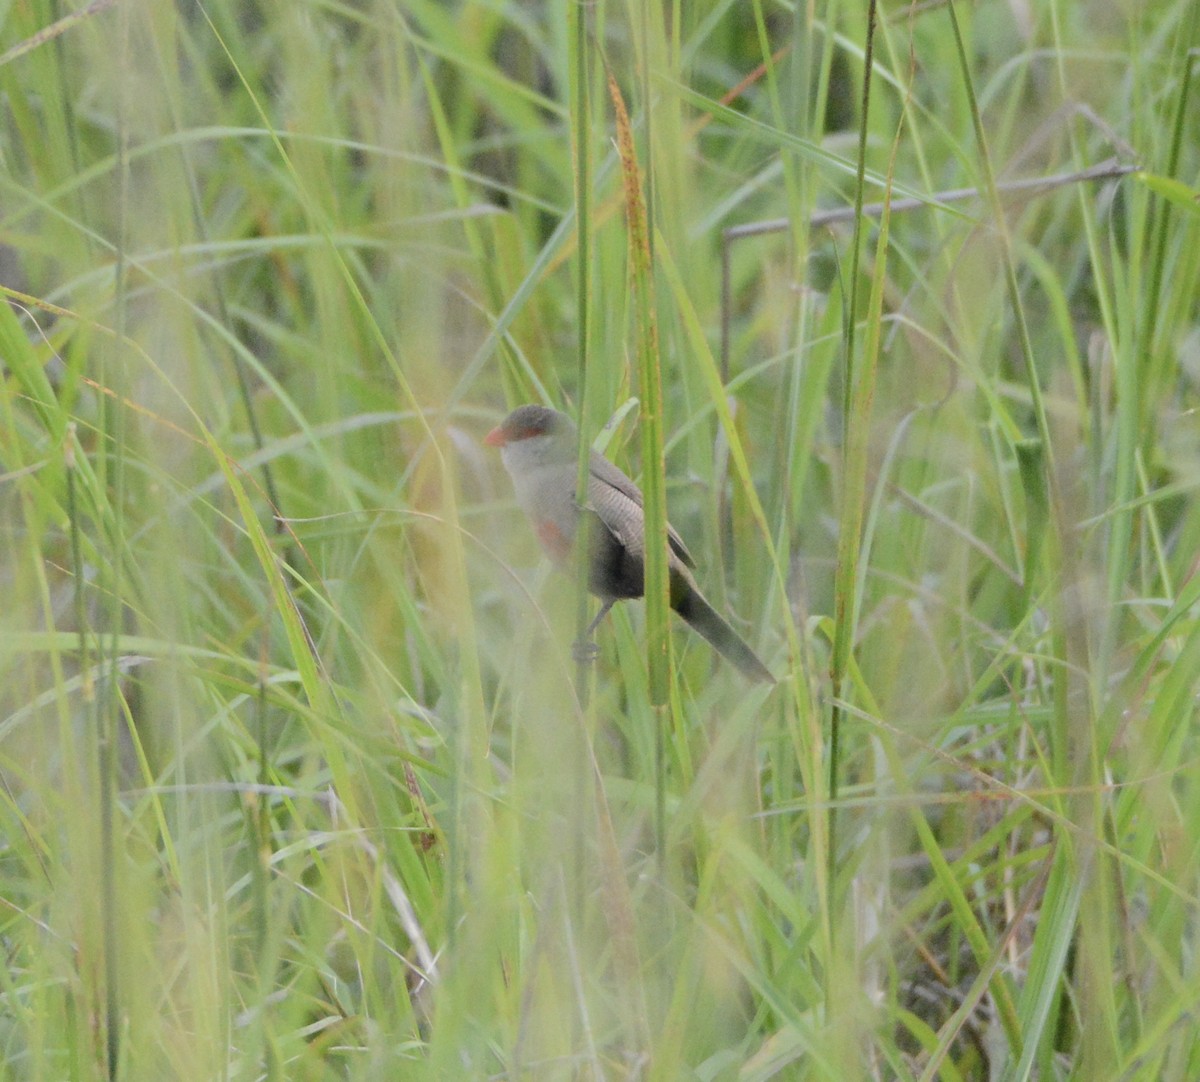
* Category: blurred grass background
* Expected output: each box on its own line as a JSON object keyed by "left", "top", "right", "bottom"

{"left": 1, "top": 0, "right": 1199, "bottom": 1078}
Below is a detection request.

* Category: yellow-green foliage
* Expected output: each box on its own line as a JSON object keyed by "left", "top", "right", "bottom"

{"left": 0, "top": 0, "right": 1198, "bottom": 1078}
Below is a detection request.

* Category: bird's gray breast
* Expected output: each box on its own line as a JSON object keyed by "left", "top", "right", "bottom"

{"left": 507, "top": 458, "right": 580, "bottom": 539}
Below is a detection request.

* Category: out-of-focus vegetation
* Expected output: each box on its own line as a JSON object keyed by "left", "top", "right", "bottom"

{"left": 1, "top": 0, "right": 1198, "bottom": 1077}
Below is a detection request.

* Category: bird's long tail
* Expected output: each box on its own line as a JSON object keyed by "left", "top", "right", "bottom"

{"left": 673, "top": 585, "right": 774, "bottom": 684}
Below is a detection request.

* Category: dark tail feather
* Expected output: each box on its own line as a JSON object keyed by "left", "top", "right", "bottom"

{"left": 674, "top": 586, "right": 774, "bottom": 684}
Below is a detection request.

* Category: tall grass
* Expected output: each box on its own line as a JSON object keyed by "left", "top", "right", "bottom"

{"left": 1, "top": 0, "right": 1198, "bottom": 1078}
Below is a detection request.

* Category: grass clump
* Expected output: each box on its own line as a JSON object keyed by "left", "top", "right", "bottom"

{"left": 1, "top": 0, "right": 1198, "bottom": 1078}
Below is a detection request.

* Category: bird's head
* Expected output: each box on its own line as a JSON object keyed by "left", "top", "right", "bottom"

{"left": 484, "top": 405, "right": 576, "bottom": 466}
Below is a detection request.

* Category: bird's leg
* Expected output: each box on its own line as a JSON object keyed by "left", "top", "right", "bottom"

{"left": 584, "top": 600, "right": 615, "bottom": 638}
{"left": 572, "top": 600, "right": 614, "bottom": 663}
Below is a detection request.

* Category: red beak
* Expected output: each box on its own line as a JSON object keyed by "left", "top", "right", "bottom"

{"left": 483, "top": 425, "right": 506, "bottom": 447}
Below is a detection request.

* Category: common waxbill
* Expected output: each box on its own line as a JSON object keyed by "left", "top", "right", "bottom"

{"left": 485, "top": 404, "right": 774, "bottom": 683}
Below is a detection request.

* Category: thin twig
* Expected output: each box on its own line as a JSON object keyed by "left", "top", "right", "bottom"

{"left": 719, "top": 159, "right": 1137, "bottom": 376}
{"left": 725, "top": 158, "right": 1138, "bottom": 241}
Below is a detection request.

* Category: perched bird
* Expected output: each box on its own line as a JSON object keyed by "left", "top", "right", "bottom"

{"left": 485, "top": 404, "right": 774, "bottom": 683}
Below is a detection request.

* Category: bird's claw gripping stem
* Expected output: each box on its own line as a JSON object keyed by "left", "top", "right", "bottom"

{"left": 571, "top": 639, "right": 601, "bottom": 664}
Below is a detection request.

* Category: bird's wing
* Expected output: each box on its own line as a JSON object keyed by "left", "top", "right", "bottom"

{"left": 588, "top": 452, "right": 697, "bottom": 569}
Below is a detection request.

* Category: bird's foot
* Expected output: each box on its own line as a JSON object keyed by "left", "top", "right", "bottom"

{"left": 571, "top": 638, "right": 601, "bottom": 664}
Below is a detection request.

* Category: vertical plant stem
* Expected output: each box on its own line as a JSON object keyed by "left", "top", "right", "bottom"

{"left": 98, "top": 8, "right": 132, "bottom": 1075}
{"left": 568, "top": 0, "right": 595, "bottom": 966}
{"left": 571, "top": 0, "right": 594, "bottom": 703}
{"left": 638, "top": 0, "right": 668, "bottom": 873}
{"left": 606, "top": 53, "right": 667, "bottom": 705}
{"left": 828, "top": 0, "right": 880, "bottom": 939}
